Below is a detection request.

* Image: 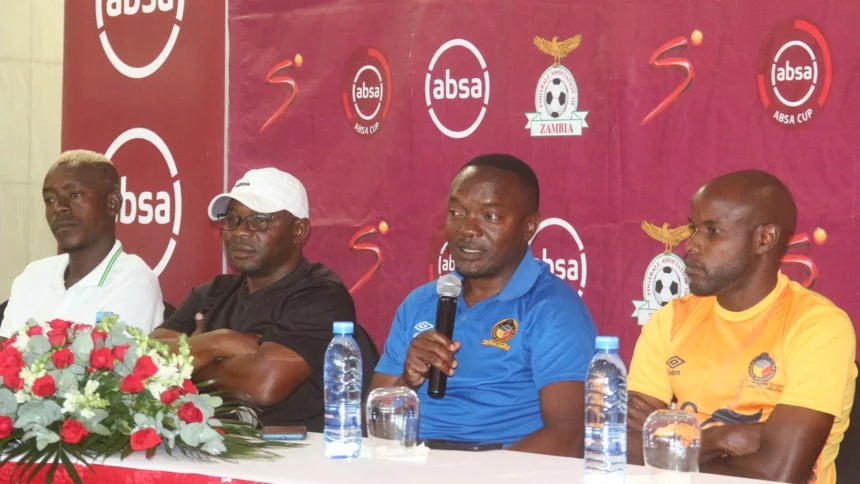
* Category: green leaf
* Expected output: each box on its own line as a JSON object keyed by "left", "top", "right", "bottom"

{"left": 89, "top": 423, "right": 111, "bottom": 436}
{"left": 50, "top": 369, "right": 79, "bottom": 396}
{"left": 123, "top": 343, "right": 139, "bottom": 370}
{"left": 58, "top": 450, "right": 84, "bottom": 484}
{"left": 70, "top": 334, "right": 94, "bottom": 362}
{"left": 68, "top": 363, "right": 86, "bottom": 376}
{"left": 0, "top": 388, "right": 17, "bottom": 416}
{"left": 45, "top": 453, "right": 61, "bottom": 484}
{"left": 22, "top": 426, "right": 60, "bottom": 451}
{"left": 25, "top": 446, "right": 55, "bottom": 484}
{"left": 27, "top": 335, "right": 51, "bottom": 354}
{"left": 201, "top": 437, "right": 227, "bottom": 455}
{"left": 179, "top": 422, "right": 204, "bottom": 446}
{"left": 113, "top": 361, "right": 131, "bottom": 378}
{"left": 15, "top": 401, "right": 62, "bottom": 429}
{"left": 133, "top": 413, "right": 154, "bottom": 429}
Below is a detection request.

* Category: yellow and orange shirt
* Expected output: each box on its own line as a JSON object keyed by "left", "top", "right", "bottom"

{"left": 629, "top": 272, "right": 856, "bottom": 484}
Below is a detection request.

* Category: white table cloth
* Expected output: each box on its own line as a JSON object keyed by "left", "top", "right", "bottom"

{"left": 90, "top": 432, "right": 780, "bottom": 484}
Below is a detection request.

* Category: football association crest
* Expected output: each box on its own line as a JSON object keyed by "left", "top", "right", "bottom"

{"left": 525, "top": 35, "right": 589, "bottom": 137}
{"left": 632, "top": 221, "right": 693, "bottom": 325}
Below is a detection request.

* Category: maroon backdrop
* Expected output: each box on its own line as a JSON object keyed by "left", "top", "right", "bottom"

{"left": 60, "top": 1, "right": 859, "bottom": 363}
{"left": 228, "top": 0, "right": 860, "bottom": 361}
{"left": 63, "top": 0, "right": 225, "bottom": 305}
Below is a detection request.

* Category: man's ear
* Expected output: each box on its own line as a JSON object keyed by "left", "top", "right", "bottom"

{"left": 107, "top": 189, "right": 122, "bottom": 217}
{"left": 756, "top": 224, "right": 780, "bottom": 255}
{"left": 294, "top": 218, "right": 311, "bottom": 245}
{"left": 524, "top": 212, "right": 541, "bottom": 242}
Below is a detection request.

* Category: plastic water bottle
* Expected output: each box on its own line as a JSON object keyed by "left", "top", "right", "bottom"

{"left": 323, "top": 321, "right": 363, "bottom": 459}
{"left": 584, "top": 336, "right": 628, "bottom": 483}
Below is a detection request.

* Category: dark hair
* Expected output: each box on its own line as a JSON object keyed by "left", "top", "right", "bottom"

{"left": 460, "top": 154, "right": 539, "bottom": 212}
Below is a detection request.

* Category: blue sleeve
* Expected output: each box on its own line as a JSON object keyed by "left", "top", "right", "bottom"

{"left": 528, "top": 293, "right": 597, "bottom": 388}
{"left": 374, "top": 299, "right": 411, "bottom": 377}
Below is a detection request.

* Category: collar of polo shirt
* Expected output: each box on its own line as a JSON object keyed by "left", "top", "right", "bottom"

{"left": 451, "top": 247, "right": 543, "bottom": 302}
{"left": 50, "top": 240, "right": 125, "bottom": 291}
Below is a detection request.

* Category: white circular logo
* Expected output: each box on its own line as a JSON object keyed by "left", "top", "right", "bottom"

{"left": 536, "top": 67, "right": 579, "bottom": 119}
{"left": 95, "top": 0, "right": 185, "bottom": 79}
{"left": 643, "top": 254, "right": 690, "bottom": 309}
{"left": 770, "top": 40, "right": 818, "bottom": 108}
{"left": 105, "top": 127, "right": 182, "bottom": 274}
{"left": 424, "top": 39, "right": 490, "bottom": 139}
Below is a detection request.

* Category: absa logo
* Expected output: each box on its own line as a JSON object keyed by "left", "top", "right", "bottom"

{"left": 95, "top": 0, "right": 185, "bottom": 79}
{"left": 425, "top": 39, "right": 490, "bottom": 139}
{"left": 341, "top": 47, "right": 392, "bottom": 136}
{"left": 757, "top": 18, "right": 832, "bottom": 127}
{"left": 105, "top": 128, "right": 182, "bottom": 275}
{"left": 528, "top": 218, "right": 587, "bottom": 296}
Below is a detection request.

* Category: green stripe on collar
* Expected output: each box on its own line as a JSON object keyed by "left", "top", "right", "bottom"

{"left": 98, "top": 244, "right": 123, "bottom": 287}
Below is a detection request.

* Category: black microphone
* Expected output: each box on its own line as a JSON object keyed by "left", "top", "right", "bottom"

{"left": 427, "top": 274, "right": 462, "bottom": 399}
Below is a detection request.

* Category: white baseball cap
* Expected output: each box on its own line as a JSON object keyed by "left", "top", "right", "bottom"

{"left": 207, "top": 168, "right": 310, "bottom": 221}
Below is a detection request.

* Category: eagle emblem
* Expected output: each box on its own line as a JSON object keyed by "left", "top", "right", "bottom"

{"left": 533, "top": 34, "right": 582, "bottom": 66}
{"left": 641, "top": 221, "right": 694, "bottom": 254}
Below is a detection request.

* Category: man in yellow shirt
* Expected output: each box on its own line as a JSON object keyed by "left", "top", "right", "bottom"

{"left": 627, "top": 170, "right": 856, "bottom": 484}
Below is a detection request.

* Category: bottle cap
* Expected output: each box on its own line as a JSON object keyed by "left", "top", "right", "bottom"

{"left": 333, "top": 321, "right": 354, "bottom": 335}
{"left": 595, "top": 336, "right": 619, "bottom": 351}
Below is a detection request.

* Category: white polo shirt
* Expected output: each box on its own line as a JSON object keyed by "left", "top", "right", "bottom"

{"left": 0, "top": 240, "right": 164, "bottom": 337}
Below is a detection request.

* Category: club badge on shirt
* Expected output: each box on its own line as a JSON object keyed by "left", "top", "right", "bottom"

{"left": 748, "top": 353, "right": 777, "bottom": 384}
{"left": 481, "top": 318, "right": 519, "bottom": 351}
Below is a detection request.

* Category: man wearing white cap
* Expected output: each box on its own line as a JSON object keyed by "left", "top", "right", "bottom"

{"left": 151, "top": 168, "right": 377, "bottom": 431}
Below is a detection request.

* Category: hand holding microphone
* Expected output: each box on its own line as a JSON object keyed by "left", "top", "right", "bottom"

{"left": 400, "top": 275, "right": 462, "bottom": 397}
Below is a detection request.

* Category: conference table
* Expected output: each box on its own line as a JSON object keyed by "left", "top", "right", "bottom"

{"left": 0, "top": 433, "right": 780, "bottom": 483}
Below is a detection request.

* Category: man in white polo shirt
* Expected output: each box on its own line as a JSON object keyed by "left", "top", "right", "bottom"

{"left": 0, "top": 150, "right": 163, "bottom": 338}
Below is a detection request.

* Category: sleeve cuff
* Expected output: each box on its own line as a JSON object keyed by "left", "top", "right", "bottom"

{"left": 535, "top": 372, "right": 587, "bottom": 389}
{"left": 628, "top": 382, "right": 673, "bottom": 405}
{"left": 778, "top": 395, "right": 842, "bottom": 418}
{"left": 374, "top": 357, "right": 402, "bottom": 377}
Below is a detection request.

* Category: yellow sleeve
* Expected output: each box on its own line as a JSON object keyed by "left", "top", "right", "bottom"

{"left": 628, "top": 304, "right": 674, "bottom": 404}
{"left": 779, "top": 305, "right": 856, "bottom": 417}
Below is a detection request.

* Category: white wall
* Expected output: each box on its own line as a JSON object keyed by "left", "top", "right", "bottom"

{"left": 0, "top": 0, "right": 65, "bottom": 302}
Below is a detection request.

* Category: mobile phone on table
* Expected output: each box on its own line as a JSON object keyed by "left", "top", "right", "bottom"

{"left": 261, "top": 425, "right": 307, "bottom": 441}
{"left": 424, "top": 439, "right": 502, "bottom": 451}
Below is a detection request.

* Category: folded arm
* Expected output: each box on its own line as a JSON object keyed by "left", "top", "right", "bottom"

{"left": 193, "top": 341, "right": 312, "bottom": 408}
{"left": 150, "top": 326, "right": 260, "bottom": 369}
{"left": 700, "top": 404, "right": 832, "bottom": 483}
{"left": 626, "top": 391, "right": 669, "bottom": 465}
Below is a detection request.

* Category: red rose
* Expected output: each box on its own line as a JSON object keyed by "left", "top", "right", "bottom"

{"left": 2, "top": 370, "right": 22, "bottom": 391}
{"left": 48, "top": 319, "right": 72, "bottom": 333}
{"left": 88, "top": 348, "right": 114, "bottom": 371}
{"left": 177, "top": 402, "right": 203, "bottom": 424}
{"left": 26, "top": 325, "right": 43, "bottom": 337}
{"left": 112, "top": 344, "right": 130, "bottom": 362}
{"left": 0, "top": 347, "right": 23, "bottom": 370}
{"left": 214, "top": 428, "right": 225, "bottom": 435}
{"left": 31, "top": 375, "right": 56, "bottom": 397}
{"left": 181, "top": 379, "right": 198, "bottom": 395}
{"left": 119, "top": 373, "right": 144, "bottom": 394}
{"left": 0, "top": 416, "right": 12, "bottom": 439}
{"left": 91, "top": 330, "right": 108, "bottom": 345}
{"left": 160, "top": 387, "right": 181, "bottom": 405}
{"left": 60, "top": 419, "right": 88, "bottom": 444}
{"left": 72, "top": 324, "right": 91, "bottom": 334}
{"left": 51, "top": 348, "right": 75, "bottom": 370}
{"left": 47, "top": 329, "right": 67, "bottom": 347}
{"left": 130, "top": 427, "right": 161, "bottom": 451}
{"left": 133, "top": 356, "right": 158, "bottom": 379}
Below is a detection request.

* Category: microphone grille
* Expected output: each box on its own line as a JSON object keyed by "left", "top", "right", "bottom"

{"left": 437, "top": 273, "right": 462, "bottom": 298}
